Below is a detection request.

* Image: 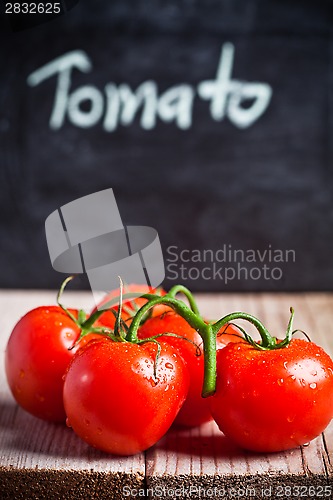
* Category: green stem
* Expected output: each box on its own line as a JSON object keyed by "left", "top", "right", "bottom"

{"left": 274, "top": 307, "right": 295, "bottom": 348}
{"left": 212, "top": 312, "right": 276, "bottom": 349}
{"left": 286, "top": 307, "right": 295, "bottom": 343}
{"left": 81, "top": 292, "right": 158, "bottom": 331}
{"left": 57, "top": 276, "right": 88, "bottom": 330}
{"left": 126, "top": 295, "right": 216, "bottom": 397}
{"left": 167, "top": 285, "right": 201, "bottom": 316}
{"left": 127, "top": 296, "right": 207, "bottom": 341}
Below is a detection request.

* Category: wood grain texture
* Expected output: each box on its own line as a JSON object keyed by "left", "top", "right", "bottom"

{"left": 146, "top": 292, "right": 333, "bottom": 499}
{"left": 0, "top": 291, "right": 333, "bottom": 499}
{"left": 0, "top": 290, "right": 145, "bottom": 500}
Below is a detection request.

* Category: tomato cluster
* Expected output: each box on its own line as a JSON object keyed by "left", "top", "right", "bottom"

{"left": 5, "top": 280, "right": 333, "bottom": 455}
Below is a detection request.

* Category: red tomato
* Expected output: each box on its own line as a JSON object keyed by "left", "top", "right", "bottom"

{"left": 138, "top": 312, "right": 241, "bottom": 427}
{"left": 63, "top": 337, "right": 189, "bottom": 455}
{"left": 94, "top": 284, "right": 169, "bottom": 330}
{"left": 209, "top": 339, "right": 333, "bottom": 452}
{"left": 5, "top": 306, "right": 97, "bottom": 422}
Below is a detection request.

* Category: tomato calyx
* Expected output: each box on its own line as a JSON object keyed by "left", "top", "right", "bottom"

{"left": 57, "top": 277, "right": 202, "bottom": 378}
{"left": 126, "top": 293, "right": 217, "bottom": 397}
{"left": 57, "top": 276, "right": 161, "bottom": 348}
{"left": 57, "top": 276, "right": 125, "bottom": 348}
{"left": 57, "top": 276, "right": 299, "bottom": 398}
{"left": 127, "top": 295, "right": 299, "bottom": 397}
{"left": 137, "top": 331, "right": 202, "bottom": 378}
{"left": 212, "top": 307, "right": 296, "bottom": 351}
{"left": 112, "top": 279, "right": 202, "bottom": 378}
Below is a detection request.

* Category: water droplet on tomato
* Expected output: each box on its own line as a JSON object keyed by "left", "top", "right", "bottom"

{"left": 164, "top": 385, "right": 170, "bottom": 392}
{"left": 328, "top": 367, "right": 333, "bottom": 376}
{"left": 148, "top": 377, "right": 157, "bottom": 387}
{"left": 287, "top": 415, "right": 295, "bottom": 423}
{"left": 289, "top": 375, "right": 296, "bottom": 381}
{"left": 165, "top": 362, "right": 174, "bottom": 370}
{"left": 311, "top": 370, "right": 317, "bottom": 377}
{"left": 19, "top": 370, "right": 25, "bottom": 378}
{"left": 300, "top": 379, "right": 306, "bottom": 387}
{"left": 66, "top": 418, "right": 71, "bottom": 428}
{"left": 277, "top": 378, "right": 284, "bottom": 386}
{"left": 309, "top": 382, "right": 317, "bottom": 389}
{"left": 283, "top": 361, "right": 288, "bottom": 369}
{"left": 303, "top": 442, "right": 310, "bottom": 447}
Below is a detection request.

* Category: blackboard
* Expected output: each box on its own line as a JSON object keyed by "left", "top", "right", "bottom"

{"left": 0, "top": 0, "right": 332, "bottom": 292}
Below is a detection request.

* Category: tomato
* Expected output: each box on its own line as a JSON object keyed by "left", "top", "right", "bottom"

{"left": 94, "top": 284, "right": 169, "bottom": 330}
{"left": 138, "top": 312, "right": 241, "bottom": 427}
{"left": 63, "top": 337, "right": 189, "bottom": 455}
{"left": 209, "top": 339, "right": 333, "bottom": 452}
{"left": 5, "top": 306, "right": 97, "bottom": 422}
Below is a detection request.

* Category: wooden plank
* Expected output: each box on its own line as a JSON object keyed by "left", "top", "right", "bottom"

{"left": 147, "top": 420, "right": 333, "bottom": 498}
{"left": 146, "top": 293, "right": 333, "bottom": 499}
{"left": 0, "top": 290, "right": 145, "bottom": 500}
{"left": 1, "top": 291, "right": 333, "bottom": 499}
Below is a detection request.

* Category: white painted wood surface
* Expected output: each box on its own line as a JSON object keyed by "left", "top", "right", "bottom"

{"left": 147, "top": 293, "right": 333, "bottom": 499}
{"left": 0, "top": 290, "right": 332, "bottom": 499}
{"left": 0, "top": 290, "right": 145, "bottom": 499}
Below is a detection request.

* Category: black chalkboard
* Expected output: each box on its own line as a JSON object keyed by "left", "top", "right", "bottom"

{"left": 0, "top": 0, "right": 332, "bottom": 292}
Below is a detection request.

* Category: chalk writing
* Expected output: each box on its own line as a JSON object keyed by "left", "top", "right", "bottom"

{"left": 27, "top": 43, "right": 272, "bottom": 131}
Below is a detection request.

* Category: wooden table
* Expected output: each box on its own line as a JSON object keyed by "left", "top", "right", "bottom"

{"left": 0, "top": 290, "right": 332, "bottom": 499}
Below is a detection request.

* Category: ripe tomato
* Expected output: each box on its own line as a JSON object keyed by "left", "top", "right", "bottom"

{"left": 5, "top": 306, "right": 97, "bottom": 422}
{"left": 63, "top": 337, "right": 189, "bottom": 455}
{"left": 94, "top": 284, "right": 169, "bottom": 330}
{"left": 209, "top": 339, "right": 333, "bottom": 452}
{"left": 138, "top": 312, "right": 241, "bottom": 427}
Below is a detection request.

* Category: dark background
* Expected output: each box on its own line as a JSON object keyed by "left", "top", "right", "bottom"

{"left": 0, "top": 0, "right": 332, "bottom": 292}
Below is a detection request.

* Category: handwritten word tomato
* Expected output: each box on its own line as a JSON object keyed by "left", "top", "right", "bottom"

{"left": 139, "top": 312, "right": 241, "bottom": 427}
{"left": 5, "top": 306, "right": 97, "bottom": 422}
{"left": 209, "top": 339, "right": 333, "bottom": 452}
{"left": 63, "top": 337, "right": 189, "bottom": 455}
